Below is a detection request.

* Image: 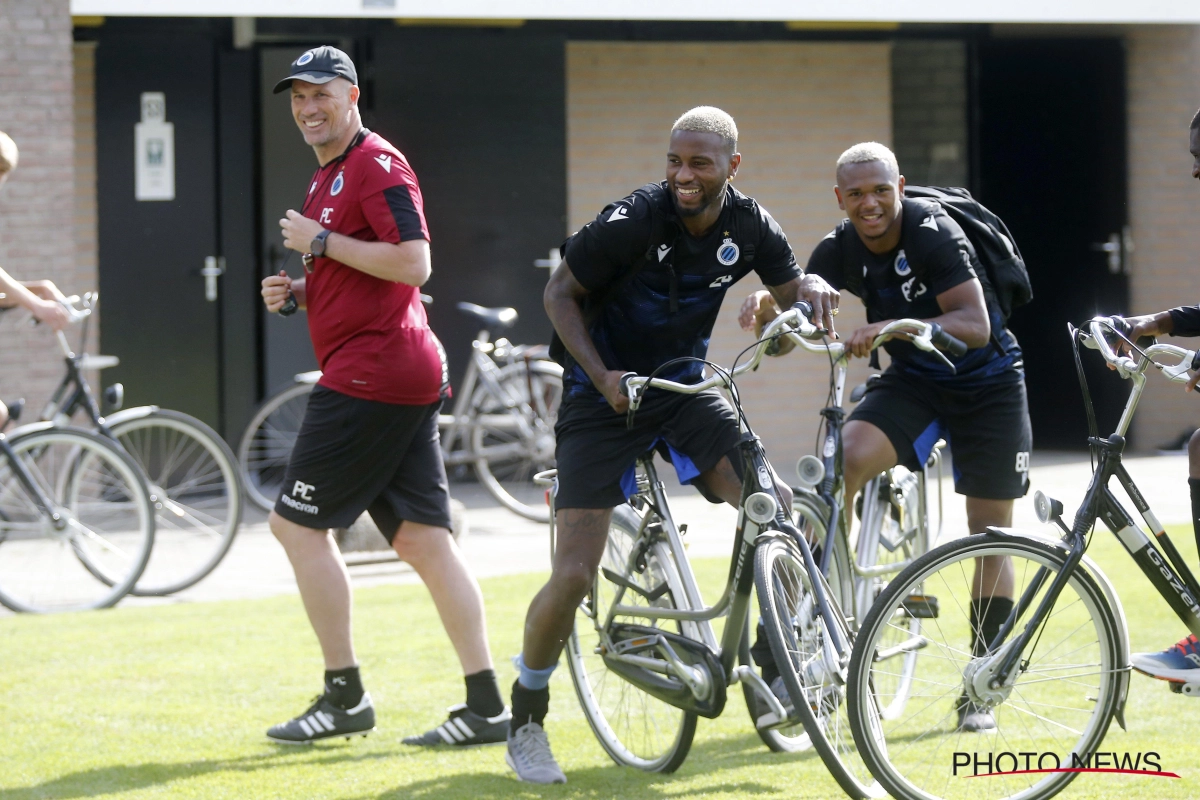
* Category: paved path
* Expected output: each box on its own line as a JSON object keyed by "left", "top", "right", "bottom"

{"left": 86, "top": 450, "right": 1193, "bottom": 614}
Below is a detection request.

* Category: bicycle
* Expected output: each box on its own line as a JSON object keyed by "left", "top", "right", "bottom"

{"left": 787, "top": 318, "right": 954, "bottom": 726}
{"left": 237, "top": 301, "right": 562, "bottom": 521}
{"left": 0, "top": 422, "right": 156, "bottom": 613}
{"left": 18, "top": 294, "right": 243, "bottom": 596}
{"left": 845, "top": 314, "right": 1200, "bottom": 800}
{"left": 546, "top": 303, "right": 965, "bottom": 796}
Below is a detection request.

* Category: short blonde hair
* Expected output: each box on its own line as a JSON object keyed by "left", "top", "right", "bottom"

{"left": 0, "top": 131, "right": 17, "bottom": 175}
{"left": 672, "top": 106, "right": 738, "bottom": 155}
{"left": 836, "top": 141, "right": 898, "bottom": 179}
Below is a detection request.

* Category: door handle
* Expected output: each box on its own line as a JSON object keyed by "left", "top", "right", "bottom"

{"left": 201, "top": 256, "right": 226, "bottom": 301}
{"left": 533, "top": 248, "right": 561, "bottom": 270}
{"left": 1090, "top": 233, "right": 1121, "bottom": 274}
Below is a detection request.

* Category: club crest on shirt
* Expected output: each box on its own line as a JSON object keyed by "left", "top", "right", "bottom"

{"left": 716, "top": 237, "right": 740, "bottom": 267}
{"left": 894, "top": 249, "right": 912, "bottom": 277}
{"left": 331, "top": 172, "right": 344, "bottom": 196}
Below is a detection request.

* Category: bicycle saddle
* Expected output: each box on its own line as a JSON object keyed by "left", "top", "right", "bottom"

{"left": 456, "top": 302, "right": 518, "bottom": 331}
{"left": 849, "top": 374, "right": 881, "bottom": 404}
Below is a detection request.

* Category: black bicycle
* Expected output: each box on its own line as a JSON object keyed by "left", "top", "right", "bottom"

{"left": 846, "top": 314, "right": 1200, "bottom": 800}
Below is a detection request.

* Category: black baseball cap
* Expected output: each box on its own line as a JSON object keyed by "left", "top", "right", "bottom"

{"left": 272, "top": 46, "right": 358, "bottom": 94}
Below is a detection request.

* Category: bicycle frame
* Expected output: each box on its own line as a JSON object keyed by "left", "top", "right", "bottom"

{"left": 0, "top": 433, "right": 65, "bottom": 529}
{"left": 983, "top": 322, "right": 1200, "bottom": 691}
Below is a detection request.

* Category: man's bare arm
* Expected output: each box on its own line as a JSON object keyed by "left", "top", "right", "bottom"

{"left": 280, "top": 209, "right": 431, "bottom": 286}
{"left": 544, "top": 261, "right": 629, "bottom": 412}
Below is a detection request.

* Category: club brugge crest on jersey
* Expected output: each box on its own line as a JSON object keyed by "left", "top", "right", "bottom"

{"left": 297, "top": 50, "right": 315, "bottom": 66}
{"left": 717, "top": 237, "right": 740, "bottom": 266}
{"left": 894, "top": 249, "right": 912, "bottom": 277}
{"left": 331, "top": 172, "right": 344, "bottom": 196}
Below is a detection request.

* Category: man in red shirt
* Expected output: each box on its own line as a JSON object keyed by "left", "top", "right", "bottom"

{"left": 259, "top": 47, "right": 508, "bottom": 746}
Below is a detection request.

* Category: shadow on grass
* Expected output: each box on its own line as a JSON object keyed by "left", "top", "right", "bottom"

{"left": 379, "top": 732, "right": 826, "bottom": 799}
{"left": 0, "top": 746, "right": 392, "bottom": 800}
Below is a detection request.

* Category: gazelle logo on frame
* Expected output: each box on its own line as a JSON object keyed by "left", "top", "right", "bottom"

{"left": 952, "top": 750, "right": 1179, "bottom": 779}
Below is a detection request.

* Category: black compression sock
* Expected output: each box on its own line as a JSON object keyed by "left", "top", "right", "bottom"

{"left": 750, "top": 620, "right": 780, "bottom": 685}
{"left": 510, "top": 678, "right": 549, "bottom": 734}
{"left": 324, "top": 666, "right": 364, "bottom": 709}
{"left": 464, "top": 668, "right": 504, "bottom": 718}
{"left": 1189, "top": 478, "right": 1200, "bottom": 562}
{"left": 970, "top": 597, "right": 1016, "bottom": 658}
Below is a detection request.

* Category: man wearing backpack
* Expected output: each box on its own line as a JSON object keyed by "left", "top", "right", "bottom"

{"left": 504, "top": 106, "right": 834, "bottom": 784}
{"left": 743, "top": 141, "right": 1031, "bottom": 734}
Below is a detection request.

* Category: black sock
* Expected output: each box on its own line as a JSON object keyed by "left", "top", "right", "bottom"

{"left": 464, "top": 669, "right": 504, "bottom": 718}
{"left": 510, "top": 678, "right": 549, "bottom": 734}
{"left": 1189, "top": 478, "right": 1200, "bottom": 562}
{"left": 324, "top": 666, "right": 364, "bottom": 710}
{"left": 970, "top": 597, "right": 1015, "bottom": 658}
{"left": 750, "top": 620, "right": 780, "bottom": 685}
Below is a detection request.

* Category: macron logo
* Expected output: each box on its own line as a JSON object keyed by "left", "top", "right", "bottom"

{"left": 920, "top": 215, "right": 939, "bottom": 231}
{"left": 657, "top": 244, "right": 672, "bottom": 262}
{"left": 607, "top": 205, "right": 629, "bottom": 222}
{"left": 375, "top": 154, "right": 392, "bottom": 173}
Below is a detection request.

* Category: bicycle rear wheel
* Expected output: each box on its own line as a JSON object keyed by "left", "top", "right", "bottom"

{"left": 847, "top": 533, "right": 1121, "bottom": 800}
{"left": 237, "top": 381, "right": 314, "bottom": 512}
{"left": 565, "top": 505, "right": 697, "bottom": 772}
{"left": 756, "top": 534, "right": 884, "bottom": 798}
{"left": 111, "top": 410, "right": 242, "bottom": 595}
{"left": 470, "top": 360, "right": 561, "bottom": 522}
{"left": 0, "top": 427, "right": 155, "bottom": 613}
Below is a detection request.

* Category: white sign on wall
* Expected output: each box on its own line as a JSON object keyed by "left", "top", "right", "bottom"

{"left": 135, "top": 92, "right": 175, "bottom": 201}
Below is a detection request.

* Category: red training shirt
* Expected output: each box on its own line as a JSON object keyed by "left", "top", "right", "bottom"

{"left": 300, "top": 129, "right": 449, "bottom": 405}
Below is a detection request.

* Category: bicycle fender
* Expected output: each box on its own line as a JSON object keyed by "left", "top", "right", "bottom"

{"left": 3, "top": 420, "right": 58, "bottom": 437}
{"left": 104, "top": 405, "right": 161, "bottom": 426}
{"left": 986, "top": 526, "right": 1132, "bottom": 730}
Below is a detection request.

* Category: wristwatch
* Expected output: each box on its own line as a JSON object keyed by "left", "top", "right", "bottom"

{"left": 310, "top": 229, "right": 332, "bottom": 257}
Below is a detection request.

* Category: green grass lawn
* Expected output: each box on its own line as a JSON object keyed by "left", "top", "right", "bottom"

{"left": 2, "top": 526, "right": 1200, "bottom": 799}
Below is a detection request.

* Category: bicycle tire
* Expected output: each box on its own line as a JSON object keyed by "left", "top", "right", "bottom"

{"left": 0, "top": 426, "right": 155, "bottom": 613}
{"left": 847, "top": 533, "right": 1122, "bottom": 800}
{"left": 470, "top": 360, "right": 561, "bottom": 522}
{"left": 110, "top": 410, "right": 243, "bottom": 595}
{"left": 755, "top": 534, "right": 884, "bottom": 798}
{"left": 565, "top": 504, "right": 698, "bottom": 772}
{"left": 237, "top": 381, "right": 314, "bottom": 512}
{"left": 748, "top": 493, "right": 854, "bottom": 753}
{"left": 854, "top": 470, "right": 927, "bottom": 719}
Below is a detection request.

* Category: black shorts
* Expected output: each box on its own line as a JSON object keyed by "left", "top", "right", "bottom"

{"left": 849, "top": 370, "right": 1032, "bottom": 500}
{"left": 273, "top": 385, "right": 453, "bottom": 537}
{"left": 554, "top": 390, "right": 742, "bottom": 509}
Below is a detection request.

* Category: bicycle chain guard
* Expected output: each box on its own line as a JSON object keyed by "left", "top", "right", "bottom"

{"left": 602, "top": 623, "right": 727, "bottom": 719}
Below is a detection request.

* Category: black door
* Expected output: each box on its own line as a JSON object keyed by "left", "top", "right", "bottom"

{"left": 95, "top": 33, "right": 223, "bottom": 428}
{"left": 976, "top": 37, "right": 1129, "bottom": 449}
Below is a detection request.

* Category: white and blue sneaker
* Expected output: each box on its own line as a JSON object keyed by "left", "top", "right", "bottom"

{"left": 1132, "top": 633, "right": 1200, "bottom": 684}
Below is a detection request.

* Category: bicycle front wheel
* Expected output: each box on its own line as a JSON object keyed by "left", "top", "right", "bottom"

{"left": 470, "top": 360, "right": 561, "bottom": 522}
{"left": 111, "top": 410, "right": 242, "bottom": 595}
{"left": 237, "top": 381, "right": 314, "bottom": 512}
{"left": 756, "top": 534, "right": 884, "bottom": 798}
{"left": 847, "top": 532, "right": 1122, "bottom": 800}
{"left": 565, "top": 505, "right": 697, "bottom": 772}
{"left": 0, "top": 427, "right": 155, "bottom": 613}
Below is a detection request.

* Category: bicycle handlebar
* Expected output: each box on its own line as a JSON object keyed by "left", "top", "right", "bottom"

{"left": 1085, "top": 315, "right": 1200, "bottom": 386}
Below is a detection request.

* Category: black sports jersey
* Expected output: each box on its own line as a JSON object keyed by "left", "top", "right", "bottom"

{"left": 806, "top": 197, "right": 1022, "bottom": 387}
{"left": 1169, "top": 305, "right": 1200, "bottom": 337}
{"left": 562, "top": 182, "right": 799, "bottom": 399}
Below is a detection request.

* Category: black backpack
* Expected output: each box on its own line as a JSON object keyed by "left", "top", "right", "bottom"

{"left": 900, "top": 186, "right": 1032, "bottom": 320}
{"left": 548, "top": 182, "right": 759, "bottom": 367}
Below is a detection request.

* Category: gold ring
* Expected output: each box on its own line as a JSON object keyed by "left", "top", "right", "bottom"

{"left": 831, "top": 308, "right": 840, "bottom": 316}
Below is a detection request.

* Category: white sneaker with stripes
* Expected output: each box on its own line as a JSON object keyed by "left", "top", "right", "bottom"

{"left": 266, "top": 692, "right": 375, "bottom": 744}
{"left": 402, "top": 703, "right": 511, "bottom": 747}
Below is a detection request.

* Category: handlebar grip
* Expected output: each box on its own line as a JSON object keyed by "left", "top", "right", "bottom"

{"left": 929, "top": 323, "right": 968, "bottom": 358}
{"left": 790, "top": 300, "right": 814, "bottom": 321}
{"left": 618, "top": 372, "right": 638, "bottom": 398}
{"left": 278, "top": 293, "right": 299, "bottom": 317}
{"left": 1192, "top": 350, "right": 1200, "bottom": 373}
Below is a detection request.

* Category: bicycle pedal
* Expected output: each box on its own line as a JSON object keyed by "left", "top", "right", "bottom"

{"left": 901, "top": 594, "right": 939, "bottom": 619}
{"left": 1169, "top": 680, "right": 1200, "bottom": 697}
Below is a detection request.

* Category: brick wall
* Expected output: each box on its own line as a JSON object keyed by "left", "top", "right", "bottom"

{"left": 0, "top": 0, "right": 77, "bottom": 412}
{"left": 891, "top": 40, "right": 969, "bottom": 188}
{"left": 567, "top": 41, "right": 891, "bottom": 473}
{"left": 1126, "top": 25, "right": 1200, "bottom": 449}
